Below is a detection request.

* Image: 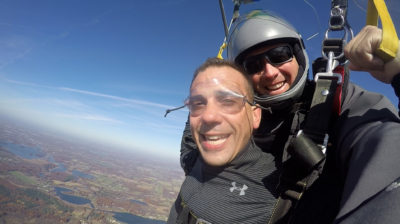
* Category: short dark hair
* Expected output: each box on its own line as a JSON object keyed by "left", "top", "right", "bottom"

{"left": 191, "top": 57, "right": 255, "bottom": 101}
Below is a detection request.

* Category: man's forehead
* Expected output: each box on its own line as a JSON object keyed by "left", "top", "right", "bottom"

{"left": 191, "top": 67, "right": 246, "bottom": 93}
{"left": 190, "top": 77, "right": 244, "bottom": 96}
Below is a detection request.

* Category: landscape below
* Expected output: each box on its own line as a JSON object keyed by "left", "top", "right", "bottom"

{"left": 0, "top": 115, "right": 184, "bottom": 223}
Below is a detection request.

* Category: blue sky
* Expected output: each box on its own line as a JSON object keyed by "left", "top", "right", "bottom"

{"left": 0, "top": 0, "right": 399, "bottom": 161}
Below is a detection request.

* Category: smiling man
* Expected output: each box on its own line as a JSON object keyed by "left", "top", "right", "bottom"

{"left": 188, "top": 62, "right": 259, "bottom": 167}
{"left": 167, "top": 58, "right": 280, "bottom": 224}
{"left": 242, "top": 44, "right": 299, "bottom": 96}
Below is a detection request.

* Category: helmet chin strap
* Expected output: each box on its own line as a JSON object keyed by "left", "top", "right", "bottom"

{"left": 255, "top": 104, "right": 273, "bottom": 114}
{"left": 288, "top": 63, "right": 305, "bottom": 91}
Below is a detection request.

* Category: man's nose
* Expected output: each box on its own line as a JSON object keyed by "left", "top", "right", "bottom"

{"left": 200, "top": 101, "right": 222, "bottom": 123}
{"left": 261, "top": 62, "right": 279, "bottom": 78}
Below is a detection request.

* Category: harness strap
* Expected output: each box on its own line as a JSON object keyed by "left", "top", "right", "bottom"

{"left": 268, "top": 102, "right": 324, "bottom": 223}
{"left": 303, "top": 75, "right": 339, "bottom": 144}
{"left": 176, "top": 194, "right": 213, "bottom": 224}
{"left": 391, "top": 73, "right": 400, "bottom": 115}
{"left": 268, "top": 0, "right": 352, "bottom": 221}
{"left": 268, "top": 63, "right": 346, "bottom": 223}
{"left": 176, "top": 194, "right": 195, "bottom": 224}
{"left": 268, "top": 167, "right": 325, "bottom": 224}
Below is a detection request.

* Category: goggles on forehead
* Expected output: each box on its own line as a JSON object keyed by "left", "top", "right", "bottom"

{"left": 164, "top": 89, "right": 255, "bottom": 117}
{"left": 241, "top": 45, "right": 294, "bottom": 74}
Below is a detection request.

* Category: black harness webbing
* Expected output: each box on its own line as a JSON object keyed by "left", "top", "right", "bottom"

{"left": 303, "top": 77, "right": 339, "bottom": 143}
{"left": 268, "top": 65, "right": 345, "bottom": 223}
{"left": 391, "top": 73, "right": 400, "bottom": 116}
{"left": 268, "top": 0, "right": 351, "bottom": 221}
{"left": 176, "top": 194, "right": 212, "bottom": 224}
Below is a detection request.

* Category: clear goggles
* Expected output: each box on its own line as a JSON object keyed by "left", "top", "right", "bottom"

{"left": 164, "top": 78, "right": 255, "bottom": 117}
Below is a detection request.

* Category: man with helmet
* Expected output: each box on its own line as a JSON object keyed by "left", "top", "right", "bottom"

{"left": 179, "top": 10, "right": 400, "bottom": 224}
{"left": 228, "top": 10, "right": 309, "bottom": 110}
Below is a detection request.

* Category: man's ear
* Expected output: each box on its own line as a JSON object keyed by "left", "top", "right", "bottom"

{"left": 252, "top": 105, "right": 262, "bottom": 129}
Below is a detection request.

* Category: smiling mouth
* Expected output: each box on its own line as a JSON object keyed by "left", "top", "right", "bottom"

{"left": 201, "top": 134, "right": 229, "bottom": 148}
{"left": 267, "top": 81, "right": 285, "bottom": 91}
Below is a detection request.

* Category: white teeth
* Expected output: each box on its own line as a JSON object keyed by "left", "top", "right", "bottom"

{"left": 267, "top": 82, "right": 284, "bottom": 90}
{"left": 206, "top": 136, "right": 220, "bottom": 140}
{"left": 204, "top": 135, "right": 227, "bottom": 145}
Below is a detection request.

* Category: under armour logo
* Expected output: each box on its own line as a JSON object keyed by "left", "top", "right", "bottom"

{"left": 230, "top": 181, "right": 248, "bottom": 196}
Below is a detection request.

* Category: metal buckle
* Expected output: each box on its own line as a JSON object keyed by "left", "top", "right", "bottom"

{"left": 322, "top": 15, "right": 354, "bottom": 63}
{"left": 315, "top": 51, "right": 343, "bottom": 84}
{"left": 314, "top": 72, "right": 342, "bottom": 85}
{"left": 329, "top": 7, "right": 345, "bottom": 30}
{"left": 319, "top": 133, "right": 329, "bottom": 154}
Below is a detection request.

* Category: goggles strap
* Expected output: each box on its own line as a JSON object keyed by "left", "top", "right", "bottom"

{"left": 164, "top": 105, "right": 186, "bottom": 117}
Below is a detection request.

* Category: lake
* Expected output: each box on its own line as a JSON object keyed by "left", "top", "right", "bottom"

{"left": 54, "top": 187, "right": 93, "bottom": 208}
{"left": 131, "top": 199, "right": 148, "bottom": 206}
{"left": 113, "top": 212, "right": 166, "bottom": 224}
{"left": 0, "top": 142, "right": 44, "bottom": 159}
{"left": 72, "top": 169, "right": 95, "bottom": 180}
{"left": 54, "top": 187, "right": 165, "bottom": 223}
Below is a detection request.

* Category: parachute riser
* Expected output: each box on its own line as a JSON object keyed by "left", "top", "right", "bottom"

{"left": 216, "top": 0, "right": 254, "bottom": 59}
{"left": 321, "top": 0, "right": 353, "bottom": 67}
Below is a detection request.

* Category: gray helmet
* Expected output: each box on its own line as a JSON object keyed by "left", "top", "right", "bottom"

{"left": 227, "top": 10, "right": 309, "bottom": 110}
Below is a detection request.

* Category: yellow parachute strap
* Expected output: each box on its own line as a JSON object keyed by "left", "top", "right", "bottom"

{"left": 366, "top": 0, "right": 399, "bottom": 62}
{"left": 217, "top": 42, "right": 227, "bottom": 59}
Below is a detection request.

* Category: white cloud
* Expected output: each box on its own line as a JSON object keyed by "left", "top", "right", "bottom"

{"left": 55, "top": 113, "right": 123, "bottom": 124}
{"left": 2, "top": 78, "right": 177, "bottom": 110}
{"left": 2, "top": 78, "right": 50, "bottom": 88}
{"left": 58, "top": 87, "right": 174, "bottom": 109}
{"left": 48, "top": 99, "right": 88, "bottom": 109}
{"left": 0, "top": 47, "right": 33, "bottom": 69}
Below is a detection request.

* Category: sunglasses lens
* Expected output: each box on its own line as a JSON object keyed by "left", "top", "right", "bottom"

{"left": 242, "top": 45, "right": 293, "bottom": 74}
{"left": 267, "top": 46, "right": 293, "bottom": 65}
{"left": 243, "top": 57, "right": 265, "bottom": 74}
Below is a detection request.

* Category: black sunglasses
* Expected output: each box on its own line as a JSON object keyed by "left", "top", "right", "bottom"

{"left": 241, "top": 45, "right": 294, "bottom": 74}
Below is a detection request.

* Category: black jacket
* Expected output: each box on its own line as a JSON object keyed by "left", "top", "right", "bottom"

{"left": 178, "top": 82, "right": 400, "bottom": 223}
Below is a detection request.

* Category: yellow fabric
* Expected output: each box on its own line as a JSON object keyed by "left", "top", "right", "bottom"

{"left": 217, "top": 42, "right": 227, "bottom": 59}
{"left": 366, "top": 0, "right": 399, "bottom": 62}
